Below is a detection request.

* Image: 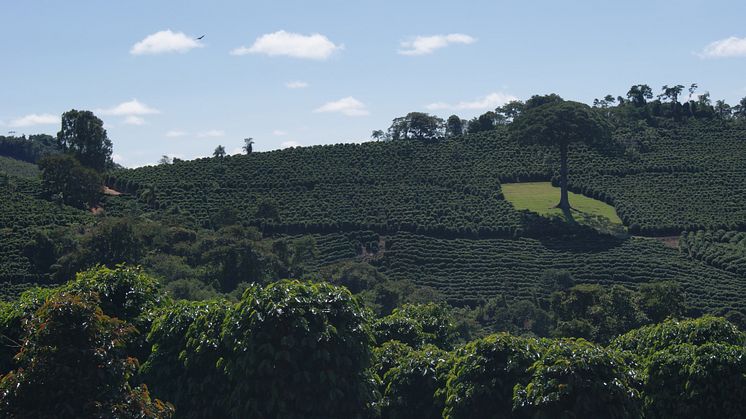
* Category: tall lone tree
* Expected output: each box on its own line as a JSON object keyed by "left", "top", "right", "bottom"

{"left": 242, "top": 137, "right": 254, "bottom": 154}
{"left": 509, "top": 99, "right": 611, "bottom": 211}
{"left": 57, "top": 110, "right": 113, "bottom": 172}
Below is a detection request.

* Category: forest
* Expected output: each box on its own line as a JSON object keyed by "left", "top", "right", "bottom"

{"left": 1, "top": 86, "right": 746, "bottom": 417}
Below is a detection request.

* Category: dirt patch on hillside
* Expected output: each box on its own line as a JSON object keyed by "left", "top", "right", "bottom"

{"left": 647, "top": 236, "right": 680, "bottom": 249}
{"left": 102, "top": 186, "right": 122, "bottom": 196}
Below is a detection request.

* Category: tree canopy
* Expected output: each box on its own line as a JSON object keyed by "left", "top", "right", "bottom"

{"left": 57, "top": 110, "right": 113, "bottom": 172}
{"left": 509, "top": 99, "right": 612, "bottom": 210}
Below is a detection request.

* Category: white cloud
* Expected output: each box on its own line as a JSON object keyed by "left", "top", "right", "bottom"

{"left": 165, "top": 130, "right": 188, "bottom": 138}
{"left": 8, "top": 113, "right": 58, "bottom": 127}
{"left": 98, "top": 99, "right": 160, "bottom": 116}
{"left": 131, "top": 30, "right": 204, "bottom": 55}
{"left": 198, "top": 129, "right": 225, "bottom": 138}
{"left": 398, "top": 33, "right": 476, "bottom": 56}
{"left": 272, "top": 130, "right": 288, "bottom": 136}
{"left": 314, "top": 97, "right": 369, "bottom": 116}
{"left": 286, "top": 80, "right": 309, "bottom": 89}
{"left": 281, "top": 141, "right": 302, "bottom": 149}
{"left": 123, "top": 116, "right": 146, "bottom": 125}
{"left": 230, "top": 147, "right": 244, "bottom": 155}
{"left": 231, "top": 30, "right": 342, "bottom": 60}
{"left": 699, "top": 36, "right": 746, "bottom": 58}
{"left": 112, "top": 154, "right": 125, "bottom": 163}
{"left": 426, "top": 92, "right": 518, "bottom": 111}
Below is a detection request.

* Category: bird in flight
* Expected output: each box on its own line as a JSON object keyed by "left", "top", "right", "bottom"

{"left": 196, "top": 35, "right": 205, "bottom": 40}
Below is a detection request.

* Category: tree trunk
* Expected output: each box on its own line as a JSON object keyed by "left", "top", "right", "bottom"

{"left": 557, "top": 141, "right": 570, "bottom": 210}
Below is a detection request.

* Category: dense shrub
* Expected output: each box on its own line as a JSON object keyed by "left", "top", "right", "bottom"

{"left": 220, "top": 280, "right": 375, "bottom": 418}
{"left": 443, "top": 333, "right": 540, "bottom": 418}
{"left": 379, "top": 344, "right": 452, "bottom": 419}
{"left": 513, "top": 339, "right": 642, "bottom": 418}
{"left": 374, "top": 303, "right": 459, "bottom": 349}
{"left": 0, "top": 292, "right": 173, "bottom": 418}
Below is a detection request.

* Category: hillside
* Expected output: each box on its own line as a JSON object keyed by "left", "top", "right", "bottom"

{"left": 79, "top": 120, "right": 746, "bottom": 315}
{"left": 110, "top": 121, "right": 746, "bottom": 236}
{"left": 0, "top": 171, "right": 90, "bottom": 297}
{"left": 2, "top": 121, "right": 746, "bottom": 315}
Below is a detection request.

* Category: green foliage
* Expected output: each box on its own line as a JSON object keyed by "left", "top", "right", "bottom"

{"left": 388, "top": 112, "right": 445, "bottom": 141}
{"left": 643, "top": 342, "right": 746, "bottom": 419}
{"left": 213, "top": 145, "right": 226, "bottom": 159}
{"left": 220, "top": 280, "right": 375, "bottom": 418}
{"left": 374, "top": 303, "right": 458, "bottom": 349}
{"left": 0, "top": 134, "right": 61, "bottom": 163}
{"left": 379, "top": 344, "right": 452, "bottom": 419}
{"left": 510, "top": 99, "right": 613, "bottom": 209}
{"left": 107, "top": 120, "right": 746, "bottom": 239}
{"left": 443, "top": 333, "right": 540, "bottom": 418}
{"left": 63, "top": 264, "right": 166, "bottom": 325}
{"left": 141, "top": 300, "right": 231, "bottom": 419}
{"left": 0, "top": 155, "right": 40, "bottom": 179}
{"left": 39, "top": 153, "right": 102, "bottom": 208}
{"left": 550, "top": 284, "right": 649, "bottom": 342}
{"left": 637, "top": 281, "right": 686, "bottom": 323}
{"left": 472, "top": 297, "right": 552, "bottom": 337}
{"left": 0, "top": 292, "right": 173, "bottom": 418}
{"left": 445, "top": 115, "right": 464, "bottom": 137}
{"left": 680, "top": 229, "right": 746, "bottom": 276}
{"left": 513, "top": 339, "right": 642, "bottom": 419}
{"left": 376, "top": 233, "right": 744, "bottom": 313}
{"left": 612, "top": 317, "right": 746, "bottom": 418}
{"left": 108, "top": 132, "right": 528, "bottom": 238}
{"left": 53, "top": 217, "right": 144, "bottom": 281}
{"left": 0, "top": 287, "right": 59, "bottom": 374}
{"left": 511, "top": 98, "right": 612, "bottom": 148}
{"left": 610, "top": 316, "right": 746, "bottom": 358}
{"left": 57, "top": 109, "right": 113, "bottom": 172}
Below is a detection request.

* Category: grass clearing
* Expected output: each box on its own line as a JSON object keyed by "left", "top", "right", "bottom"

{"left": 502, "top": 182, "right": 625, "bottom": 234}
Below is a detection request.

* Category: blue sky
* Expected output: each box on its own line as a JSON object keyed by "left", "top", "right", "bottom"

{"left": 2, "top": 0, "right": 746, "bottom": 167}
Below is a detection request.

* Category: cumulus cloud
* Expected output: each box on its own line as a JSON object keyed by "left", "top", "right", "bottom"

{"left": 272, "top": 130, "right": 288, "bottom": 136}
{"left": 281, "top": 141, "right": 302, "bottom": 149}
{"left": 286, "top": 80, "right": 309, "bottom": 89}
{"left": 112, "top": 154, "right": 125, "bottom": 163}
{"left": 123, "top": 116, "right": 146, "bottom": 125}
{"left": 699, "top": 36, "right": 746, "bottom": 58}
{"left": 131, "top": 30, "right": 204, "bottom": 55}
{"left": 314, "top": 97, "right": 369, "bottom": 116}
{"left": 398, "top": 33, "right": 476, "bottom": 56}
{"left": 426, "top": 92, "right": 518, "bottom": 111}
{"left": 8, "top": 113, "right": 58, "bottom": 127}
{"left": 165, "top": 130, "right": 188, "bottom": 138}
{"left": 198, "top": 129, "right": 225, "bottom": 138}
{"left": 231, "top": 30, "right": 342, "bottom": 60}
{"left": 98, "top": 99, "right": 160, "bottom": 116}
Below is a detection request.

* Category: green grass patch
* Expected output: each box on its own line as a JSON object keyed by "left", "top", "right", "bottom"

{"left": 502, "top": 182, "right": 625, "bottom": 234}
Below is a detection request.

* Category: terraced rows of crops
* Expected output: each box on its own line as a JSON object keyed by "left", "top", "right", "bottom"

{"left": 567, "top": 124, "right": 746, "bottom": 234}
{"left": 0, "top": 156, "right": 40, "bottom": 180}
{"left": 109, "top": 134, "right": 540, "bottom": 236}
{"left": 680, "top": 230, "right": 746, "bottom": 276}
{"left": 570, "top": 171, "right": 746, "bottom": 235}
{"left": 284, "top": 230, "right": 380, "bottom": 268}
{"left": 0, "top": 177, "right": 90, "bottom": 297}
{"left": 374, "top": 232, "right": 746, "bottom": 313}
{"left": 110, "top": 122, "right": 746, "bottom": 238}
